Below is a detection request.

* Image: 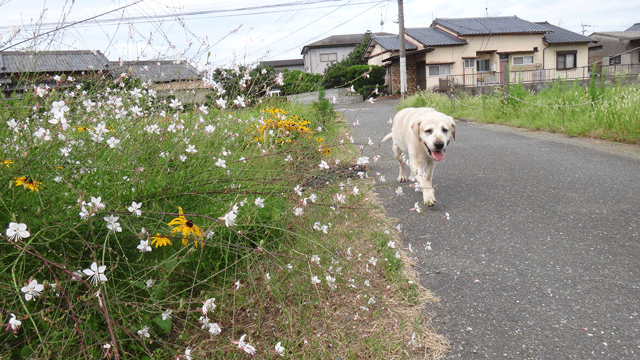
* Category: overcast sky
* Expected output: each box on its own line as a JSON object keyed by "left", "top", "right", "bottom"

{"left": 0, "top": 0, "right": 637, "bottom": 68}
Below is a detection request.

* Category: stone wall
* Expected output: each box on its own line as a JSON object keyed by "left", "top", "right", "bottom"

{"left": 390, "top": 59, "right": 418, "bottom": 95}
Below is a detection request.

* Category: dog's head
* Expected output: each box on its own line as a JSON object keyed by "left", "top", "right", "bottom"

{"left": 411, "top": 112, "right": 456, "bottom": 162}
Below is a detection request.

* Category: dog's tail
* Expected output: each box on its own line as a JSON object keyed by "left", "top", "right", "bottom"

{"left": 382, "top": 133, "right": 393, "bottom": 143}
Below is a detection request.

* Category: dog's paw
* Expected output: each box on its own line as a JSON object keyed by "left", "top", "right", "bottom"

{"left": 423, "top": 191, "right": 436, "bottom": 207}
{"left": 397, "top": 176, "right": 408, "bottom": 183}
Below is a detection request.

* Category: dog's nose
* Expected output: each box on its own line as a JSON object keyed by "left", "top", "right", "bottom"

{"left": 434, "top": 141, "right": 445, "bottom": 150}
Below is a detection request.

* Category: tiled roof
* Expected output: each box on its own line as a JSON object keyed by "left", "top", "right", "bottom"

{"left": 260, "top": 58, "right": 304, "bottom": 67}
{"left": 405, "top": 28, "right": 467, "bottom": 46}
{"left": 370, "top": 35, "right": 418, "bottom": 50}
{"left": 117, "top": 60, "right": 200, "bottom": 83}
{"left": 626, "top": 23, "right": 640, "bottom": 31}
{"left": 301, "top": 32, "right": 391, "bottom": 54}
{"left": 433, "top": 16, "right": 549, "bottom": 36}
{"left": 536, "top": 22, "right": 594, "bottom": 43}
{"left": 0, "top": 50, "right": 111, "bottom": 74}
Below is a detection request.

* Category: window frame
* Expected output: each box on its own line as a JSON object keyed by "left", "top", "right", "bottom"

{"left": 557, "top": 51, "right": 577, "bottom": 70}
{"left": 464, "top": 59, "right": 475, "bottom": 69}
{"left": 476, "top": 59, "right": 491, "bottom": 72}
{"left": 428, "top": 64, "right": 451, "bottom": 77}
{"left": 319, "top": 53, "right": 337, "bottom": 63}
{"left": 609, "top": 55, "right": 621, "bottom": 65}
{"left": 512, "top": 55, "right": 534, "bottom": 65}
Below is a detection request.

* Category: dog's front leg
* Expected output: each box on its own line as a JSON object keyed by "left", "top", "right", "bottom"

{"left": 410, "top": 158, "right": 436, "bottom": 206}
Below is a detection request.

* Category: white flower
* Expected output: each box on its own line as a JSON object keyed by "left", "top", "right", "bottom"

{"left": 215, "top": 158, "right": 226, "bottom": 168}
{"left": 222, "top": 207, "right": 238, "bottom": 227}
{"left": 368, "top": 257, "right": 378, "bottom": 266}
{"left": 208, "top": 322, "right": 221, "bottom": 335}
{"left": 325, "top": 275, "right": 336, "bottom": 290}
{"left": 445, "top": 212, "right": 450, "bottom": 220}
{"left": 137, "top": 325, "right": 150, "bottom": 338}
{"left": 184, "top": 347, "right": 193, "bottom": 360}
{"left": 91, "top": 196, "right": 106, "bottom": 211}
{"left": 237, "top": 334, "right": 256, "bottom": 354}
{"left": 161, "top": 310, "right": 172, "bottom": 321}
{"left": 311, "top": 276, "right": 321, "bottom": 285}
{"left": 8, "top": 313, "right": 21, "bottom": 333}
{"left": 352, "top": 186, "right": 359, "bottom": 195}
{"left": 254, "top": 197, "right": 265, "bottom": 208}
{"left": 387, "top": 241, "right": 396, "bottom": 248}
{"left": 185, "top": 144, "right": 197, "bottom": 153}
{"left": 396, "top": 187, "right": 404, "bottom": 196}
{"left": 293, "top": 184, "right": 303, "bottom": 196}
{"left": 21, "top": 279, "right": 44, "bottom": 301}
{"left": 395, "top": 251, "right": 401, "bottom": 259}
{"left": 6, "top": 222, "right": 30, "bottom": 241}
{"left": 356, "top": 156, "right": 369, "bottom": 165}
{"left": 137, "top": 239, "right": 152, "bottom": 253}
{"left": 292, "top": 206, "right": 304, "bottom": 216}
{"left": 233, "top": 95, "right": 246, "bottom": 108}
{"left": 83, "top": 262, "right": 107, "bottom": 285}
{"left": 79, "top": 206, "right": 91, "bottom": 220}
{"left": 128, "top": 201, "right": 142, "bottom": 216}
{"left": 216, "top": 98, "right": 226, "bottom": 109}
{"left": 319, "top": 160, "right": 330, "bottom": 170}
{"left": 169, "top": 98, "right": 182, "bottom": 109}
{"left": 275, "top": 341, "right": 285, "bottom": 356}
{"left": 106, "top": 137, "right": 120, "bottom": 148}
{"left": 202, "top": 297, "right": 216, "bottom": 315}
{"left": 146, "top": 279, "right": 155, "bottom": 288}
{"left": 103, "top": 215, "right": 122, "bottom": 233}
{"left": 264, "top": 273, "right": 271, "bottom": 280}
{"left": 310, "top": 255, "right": 320, "bottom": 265}
{"left": 364, "top": 280, "right": 370, "bottom": 287}
{"left": 284, "top": 155, "right": 292, "bottom": 162}
{"left": 368, "top": 296, "right": 376, "bottom": 304}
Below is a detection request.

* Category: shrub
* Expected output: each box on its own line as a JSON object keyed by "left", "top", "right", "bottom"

{"left": 279, "top": 69, "right": 323, "bottom": 95}
{"left": 346, "top": 64, "right": 386, "bottom": 98}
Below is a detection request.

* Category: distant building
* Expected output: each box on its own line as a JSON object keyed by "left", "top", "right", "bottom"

{"left": 260, "top": 58, "right": 305, "bottom": 72}
{"left": 301, "top": 32, "right": 390, "bottom": 74}
{"left": 588, "top": 25, "right": 640, "bottom": 76}
{"left": 0, "top": 50, "right": 112, "bottom": 97}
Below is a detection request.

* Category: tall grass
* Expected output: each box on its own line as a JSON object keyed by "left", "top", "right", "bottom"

{"left": 403, "top": 78, "right": 640, "bottom": 144}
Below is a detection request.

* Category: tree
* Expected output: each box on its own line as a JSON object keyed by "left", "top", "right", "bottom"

{"left": 321, "top": 31, "right": 372, "bottom": 89}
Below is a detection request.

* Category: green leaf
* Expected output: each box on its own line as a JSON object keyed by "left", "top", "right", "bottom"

{"left": 153, "top": 315, "right": 172, "bottom": 334}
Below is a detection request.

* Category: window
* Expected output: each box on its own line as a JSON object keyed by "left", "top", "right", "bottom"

{"left": 319, "top": 53, "right": 337, "bottom": 63}
{"left": 609, "top": 55, "right": 621, "bottom": 65}
{"left": 464, "top": 59, "right": 475, "bottom": 68}
{"left": 513, "top": 56, "right": 534, "bottom": 65}
{"left": 557, "top": 51, "right": 576, "bottom": 70}
{"left": 476, "top": 59, "right": 491, "bottom": 72}
{"left": 428, "top": 64, "right": 451, "bottom": 77}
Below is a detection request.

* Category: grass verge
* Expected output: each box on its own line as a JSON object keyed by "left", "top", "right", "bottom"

{"left": 401, "top": 79, "right": 640, "bottom": 144}
{"left": 1, "top": 75, "right": 448, "bottom": 359}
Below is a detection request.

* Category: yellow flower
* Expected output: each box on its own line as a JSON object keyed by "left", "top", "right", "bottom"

{"left": 2, "top": 160, "right": 13, "bottom": 168}
{"left": 168, "top": 207, "right": 202, "bottom": 244}
{"left": 14, "top": 176, "right": 41, "bottom": 192}
{"left": 150, "top": 234, "right": 172, "bottom": 248}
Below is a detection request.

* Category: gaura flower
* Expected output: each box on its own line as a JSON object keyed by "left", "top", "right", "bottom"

{"left": 150, "top": 233, "right": 172, "bottom": 248}
{"left": 168, "top": 207, "right": 202, "bottom": 245}
{"left": 21, "top": 279, "right": 44, "bottom": 301}
{"left": 83, "top": 262, "right": 107, "bottom": 285}
{"left": 6, "top": 222, "right": 30, "bottom": 241}
{"left": 14, "top": 176, "right": 41, "bottom": 191}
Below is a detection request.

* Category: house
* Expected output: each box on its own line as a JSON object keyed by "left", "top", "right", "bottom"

{"left": 588, "top": 25, "right": 640, "bottom": 77}
{"left": 301, "top": 32, "right": 390, "bottom": 74}
{"left": 364, "top": 16, "right": 594, "bottom": 93}
{"left": 116, "top": 60, "right": 201, "bottom": 87}
{"left": 260, "top": 58, "right": 305, "bottom": 72}
{"left": 0, "top": 50, "right": 112, "bottom": 97}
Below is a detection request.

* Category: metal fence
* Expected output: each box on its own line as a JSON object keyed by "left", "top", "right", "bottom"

{"left": 443, "top": 64, "right": 640, "bottom": 89}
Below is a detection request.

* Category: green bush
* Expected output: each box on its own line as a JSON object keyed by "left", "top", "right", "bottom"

{"left": 279, "top": 69, "right": 323, "bottom": 95}
{"left": 346, "top": 64, "right": 386, "bottom": 98}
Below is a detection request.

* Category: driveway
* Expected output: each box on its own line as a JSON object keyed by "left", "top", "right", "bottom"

{"left": 337, "top": 99, "right": 640, "bottom": 359}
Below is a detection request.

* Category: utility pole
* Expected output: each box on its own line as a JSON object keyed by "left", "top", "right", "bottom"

{"left": 398, "top": 0, "right": 407, "bottom": 100}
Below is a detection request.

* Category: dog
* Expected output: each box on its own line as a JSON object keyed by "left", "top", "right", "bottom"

{"left": 382, "top": 107, "right": 456, "bottom": 206}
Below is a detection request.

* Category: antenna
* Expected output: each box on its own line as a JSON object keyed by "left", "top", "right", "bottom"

{"left": 580, "top": 21, "right": 592, "bottom": 35}
{"left": 486, "top": 0, "right": 489, "bottom": 17}
{"left": 380, "top": 6, "right": 384, "bottom": 27}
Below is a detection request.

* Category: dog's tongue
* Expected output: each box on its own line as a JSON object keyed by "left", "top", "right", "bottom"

{"left": 431, "top": 151, "right": 445, "bottom": 162}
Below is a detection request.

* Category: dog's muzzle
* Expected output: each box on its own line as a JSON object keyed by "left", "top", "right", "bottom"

{"left": 425, "top": 141, "right": 446, "bottom": 162}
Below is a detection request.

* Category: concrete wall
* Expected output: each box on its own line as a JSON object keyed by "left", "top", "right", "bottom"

{"left": 285, "top": 87, "right": 362, "bottom": 105}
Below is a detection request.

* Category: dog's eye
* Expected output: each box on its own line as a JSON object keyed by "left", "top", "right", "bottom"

{"left": 425, "top": 129, "right": 433, "bottom": 134}
{"left": 442, "top": 128, "right": 449, "bottom": 133}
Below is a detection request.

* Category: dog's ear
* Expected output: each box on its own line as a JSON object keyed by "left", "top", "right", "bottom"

{"left": 411, "top": 120, "right": 422, "bottom": 139}
{"left": 451, "top": 121, "right": 457, "bottom": 140}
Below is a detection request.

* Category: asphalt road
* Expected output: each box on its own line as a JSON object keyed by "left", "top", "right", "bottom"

{"left": 337, "top": 99, "right": 640, "bottom": 359}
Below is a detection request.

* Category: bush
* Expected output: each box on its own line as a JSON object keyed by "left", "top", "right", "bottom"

{"left": 346, "top": 64, "right": 386, "bottom": 98}
{"left": 279, "top": 69, "right": 323, "bottom": 95}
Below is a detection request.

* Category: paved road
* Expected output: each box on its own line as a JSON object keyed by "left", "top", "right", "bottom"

{"left": 337, "top": 99, "right": 640, "bottom": 359}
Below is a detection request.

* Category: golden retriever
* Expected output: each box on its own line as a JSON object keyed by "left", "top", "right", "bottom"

{"left": 382, "top": 108, "right": 456, "bottom": 206}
